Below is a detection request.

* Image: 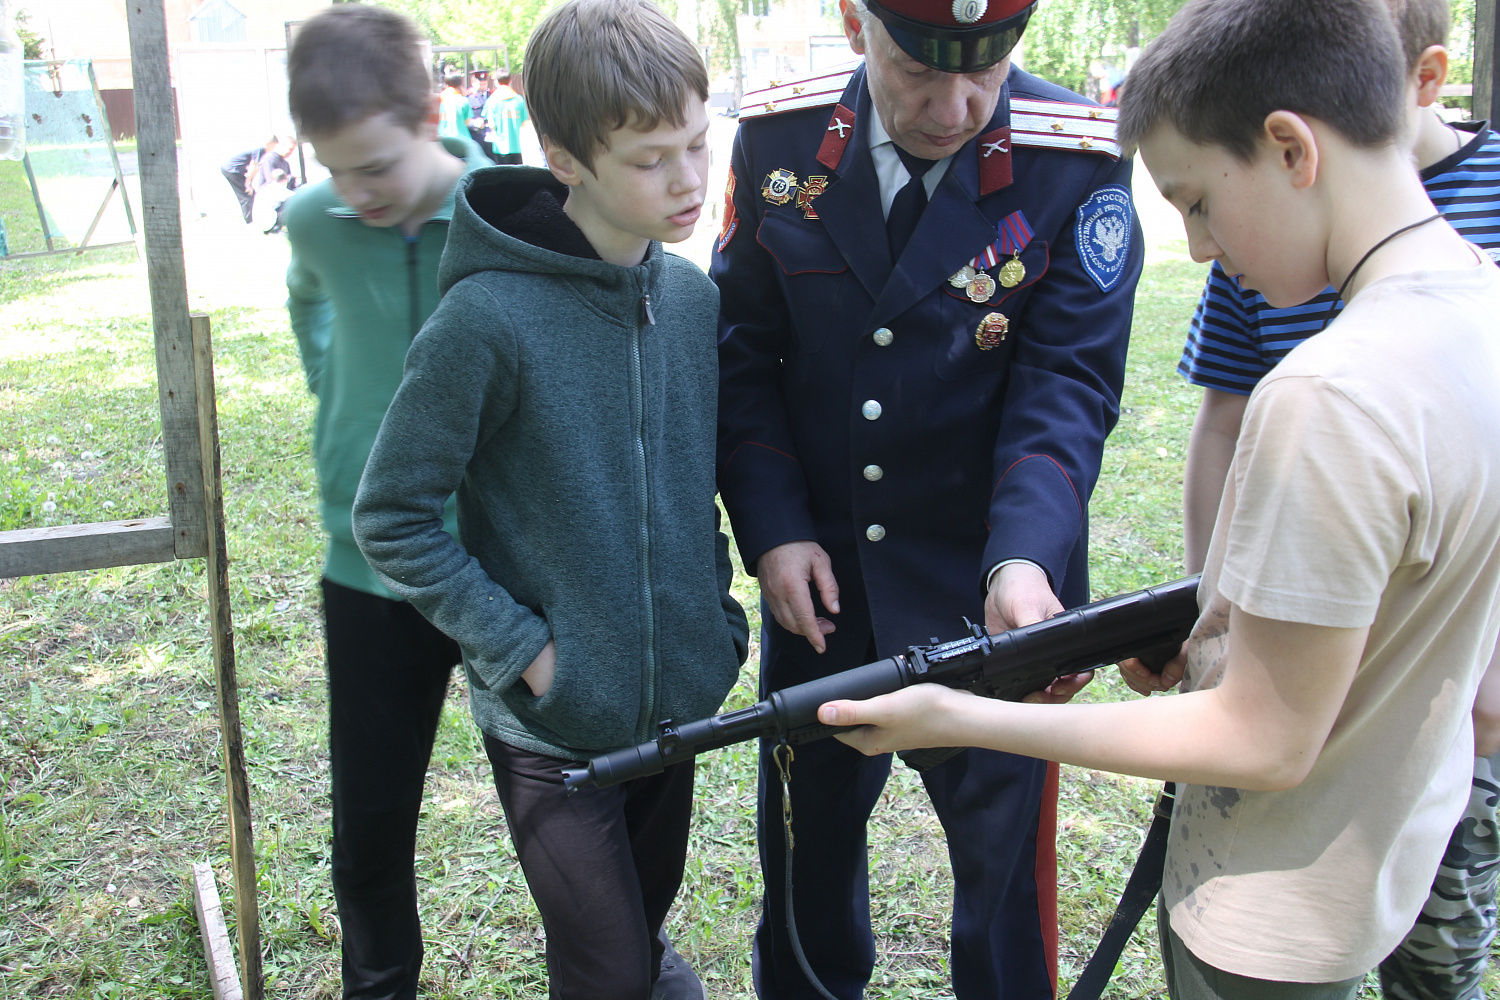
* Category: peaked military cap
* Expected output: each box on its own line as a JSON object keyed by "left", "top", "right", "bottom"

{"left": 863, "top": 0, "right": 1036, "bottom": 73}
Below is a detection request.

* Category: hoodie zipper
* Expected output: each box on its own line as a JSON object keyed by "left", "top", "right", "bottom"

{"left": 634, "top": 284, "right": 658, "bottom": 742}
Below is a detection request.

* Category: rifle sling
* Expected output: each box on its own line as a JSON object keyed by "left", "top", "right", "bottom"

{"left": 1066, "top": 782, "right": 1176, "bottom": 1000}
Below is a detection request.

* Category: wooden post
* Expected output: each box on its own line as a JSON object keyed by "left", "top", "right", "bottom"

{"left": 192, "top": 313, "right": 262, "bottom": 1000}
{"left": 125, "top": 0, "right": 208, "bottom": 561}
{"left": 1477, "top": 0, "right": 1499, "bottom": 123}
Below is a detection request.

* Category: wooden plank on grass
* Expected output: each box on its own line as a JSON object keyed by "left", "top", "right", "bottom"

{"left": 0, "top": 517, "right": 175, "bottom": 578}
{"left": 192, "top": 314, "right": 264, "bottom": 1000}
{"left": 191, "top": 862, "right": 244, "bottom": 1000}
{"left": 125, "top": 0, "right": 208, "bottom": 561}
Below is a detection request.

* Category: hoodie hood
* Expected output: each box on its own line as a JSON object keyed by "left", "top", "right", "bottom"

{"left": 439, "top": 164, "right": 665, "bottom": 297}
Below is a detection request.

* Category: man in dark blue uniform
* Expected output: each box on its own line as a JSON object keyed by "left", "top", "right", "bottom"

{"left": 712, "top": 0, "right": 1143, "bottom": 996}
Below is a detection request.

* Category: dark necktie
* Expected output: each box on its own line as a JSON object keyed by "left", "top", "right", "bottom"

{"left": 887, "top": 146, "right": 936, "bottom": 260}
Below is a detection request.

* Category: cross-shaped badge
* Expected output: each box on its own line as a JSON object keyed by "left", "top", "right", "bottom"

{"left": 982, "top": 138, "right": 1009, "bottom": 157}
{"left": 828, "top": 119, "right": 850, "bottom": 138}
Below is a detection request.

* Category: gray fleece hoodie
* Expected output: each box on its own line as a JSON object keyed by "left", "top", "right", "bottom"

{"left": 352, "top": 165, "right": 748, "bottom": 759}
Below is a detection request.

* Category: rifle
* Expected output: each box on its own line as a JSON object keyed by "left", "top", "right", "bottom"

{"left": 562, "top": 573, "right": 1201, "bottom": 792}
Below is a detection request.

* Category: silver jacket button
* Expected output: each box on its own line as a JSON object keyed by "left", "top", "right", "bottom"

{"left": 872, "top": 327, "right": 894, "bottom": 346}
{"left": 863, "top": 464, "right": 884, "bottom": 481}
{"left": 866, "top": 524, "right": 886, "bottom": 541}
{"left": 861, "top": 400, "right": 882, "bottom": 420}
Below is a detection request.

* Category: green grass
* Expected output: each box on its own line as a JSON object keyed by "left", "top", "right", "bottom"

{"left": 1, "top": 158, "right": 50, "bottom": 256}
{"left": 1, "top": 241, "right": 1492, "bottom": 999}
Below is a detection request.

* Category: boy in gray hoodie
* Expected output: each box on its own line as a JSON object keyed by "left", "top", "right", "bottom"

{"left": 352, "top": 1, "right": 747, "bottom": 996}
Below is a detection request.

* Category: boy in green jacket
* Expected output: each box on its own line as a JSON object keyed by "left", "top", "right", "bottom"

{"left": 353, "top": 1, "right": 747, "bottom": 996}
{"left": 281, "top": 6, "right": 488, "bottom": 997}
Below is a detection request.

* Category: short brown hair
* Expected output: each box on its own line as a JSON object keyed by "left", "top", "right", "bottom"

{"left": 1386, "top": 0, "right": 1451, "bottom": 71}
{"left": 288, "top": 4, "right": 432, "bottom": 136}
{"left": 524, "top": 0, "right": 709, "bottom": 172}
{"left": 1118, "top": 0, "right": 1405, "bottom": 161}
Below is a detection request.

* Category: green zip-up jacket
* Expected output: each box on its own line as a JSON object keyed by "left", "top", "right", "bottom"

{"left": 283, "top": 135, "right": 490, "bottom": 597}
{"left": 352, "top": 166, "right": 749, "bottom": 758}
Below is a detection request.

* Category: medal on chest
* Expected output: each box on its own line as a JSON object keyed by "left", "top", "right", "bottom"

{"left": 761, "top": 168, "right": 798, "bottom": 206}
{"left": 948, "top": 210, "right": 1034, "bottom": 305}
{"left": 974, "top": 312, "right": 1009, "bottom": 350}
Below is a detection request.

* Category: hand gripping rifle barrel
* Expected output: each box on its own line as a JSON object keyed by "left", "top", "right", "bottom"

{"left": 562, "top": 573, "right": 1202, "bottom": 792}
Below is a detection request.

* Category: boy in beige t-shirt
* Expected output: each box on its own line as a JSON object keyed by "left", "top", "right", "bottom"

{"left": 813, "top": 0, "right": 1500, "bottom": 995}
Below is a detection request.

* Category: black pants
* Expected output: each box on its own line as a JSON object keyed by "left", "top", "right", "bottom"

{"left": 484, "top": 735, "right": 696, "bottom": 1000}
{"left": 324, "top": 579, "right": 460, "bottom": 1000}
{"left": 222, "top": 166, "right": 254, "bottom": 223}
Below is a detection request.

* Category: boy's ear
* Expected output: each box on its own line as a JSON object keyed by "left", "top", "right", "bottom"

{"left": 1412, "top": 45, "right": 1450, "bottom": 109}
{"left": 841, "top": 0, "right": 866, "bottom": 55}
{"left": 543, "top": 135, "right": 584, "bottom": 188}
{"left": 1262, "top": 110, "right": 1318, "bottom": 191}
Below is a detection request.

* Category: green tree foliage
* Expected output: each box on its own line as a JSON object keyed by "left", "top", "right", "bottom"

{"left": 1021, "top": 0, "right": 1186, "bottom": 96}
{"left": 15, "top": 7, "right": 44, "bottom": 59}
{"left": 1445, "top": 0, "right": 1474, "bottom": 88}
{"left": 371, "top": 0, "right": 558, "bottom": 73}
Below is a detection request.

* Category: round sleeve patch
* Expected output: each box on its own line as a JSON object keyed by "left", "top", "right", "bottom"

{"left": 1075, "top": 184, "right": 1133, "bottom": 293}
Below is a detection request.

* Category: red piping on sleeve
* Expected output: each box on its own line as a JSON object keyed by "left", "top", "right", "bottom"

{"left": 991, "top": 453, "right": 1083, "bottom": 520}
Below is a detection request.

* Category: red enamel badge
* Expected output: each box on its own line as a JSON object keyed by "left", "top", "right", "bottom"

{"left": 977, "top": 126, "right": 1012, "bottom": 195}
{"left": 817, "top": 104, "right": 856, "bottom": 170}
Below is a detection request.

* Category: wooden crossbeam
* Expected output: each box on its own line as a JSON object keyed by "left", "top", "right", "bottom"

{"left": 0, "top": 517, "right": 175, "bottom": 578}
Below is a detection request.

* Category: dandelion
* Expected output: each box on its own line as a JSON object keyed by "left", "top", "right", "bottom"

{"left": 84, "top": 423, "right": 94, "bottom": 432}
{"left": 51, "top": 461, "right": 65, "bottom": 472}
{"left": 102, "top": 500, "right": 115, "bottom": 509}
{"left": 46, "top": 434, "right": 60, "bottom": 444}
{"left": 41, "top": 501, "right": 56, "bottom": 512}
{"left": 80, "top": 450, "right": 94, "bottom": 460}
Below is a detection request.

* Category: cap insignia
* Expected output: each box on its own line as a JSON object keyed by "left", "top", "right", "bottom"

{"left": 952, "top": 0, "right": 988, "bottom": 23}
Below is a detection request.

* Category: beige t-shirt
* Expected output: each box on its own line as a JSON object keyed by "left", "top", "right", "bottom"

{"left": 1163, "top": 262, "right": 1500, "bottom": 982}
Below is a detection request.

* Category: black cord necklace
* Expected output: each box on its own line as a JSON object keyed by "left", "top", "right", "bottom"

{"left": 1318, "top": 213, "right": 1442, "bottom": 333}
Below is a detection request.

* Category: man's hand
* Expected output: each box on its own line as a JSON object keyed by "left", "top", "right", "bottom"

{"left": 1118, "top": 644, "right": 1187, "bottom": 696}
{"left": 757, "top": 540, "right": 840, "bottom": 653}
{"left": 522, "top": 640, "right": 556, "bottom": 697}
{"left": 820, "top": 684, "right": 977, "bottom": 756}
{"left": 985, "top": 561, "right": 1090, "bottom": 703}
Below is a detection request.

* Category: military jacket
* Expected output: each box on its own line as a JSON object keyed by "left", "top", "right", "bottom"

{"left": 713, "top": 64, "right": 1142, "bottom": 668}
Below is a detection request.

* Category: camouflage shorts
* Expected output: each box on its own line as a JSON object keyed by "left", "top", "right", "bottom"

{"left": 1379, "top": 753, "right": 1500, "bottom": 1000}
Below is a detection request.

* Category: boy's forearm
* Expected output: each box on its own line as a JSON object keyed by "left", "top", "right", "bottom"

{"left": 1183, "top": 389, "right": 1249, "bottom": 573}
{"left": 828, "top": 607, "right": 1367, "bottom": 791}
{"left": 285, "top": 248, "right": 332, "bottom": 395}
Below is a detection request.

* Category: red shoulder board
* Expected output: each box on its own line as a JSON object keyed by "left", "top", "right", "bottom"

{"left": 1009, "top": 99, "right": 1122, "bottom": 159}
{"left": 976, "top": 126, "right": 1012, "bottom": 196}
{"left": 737, "top": 64, "right": 857, "bottom": 121}
{"left": 817, "top": 105, "right": 856, "bottom": 170}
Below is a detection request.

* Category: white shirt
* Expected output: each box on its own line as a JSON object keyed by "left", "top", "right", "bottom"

{"left": 867, "top": 110, "right": 955, "bottom": 219}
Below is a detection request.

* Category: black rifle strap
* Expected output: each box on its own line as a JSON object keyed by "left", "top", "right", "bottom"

{"left": 1066, "top": 783, "right": 1176, "bottom": 1000}
{"left": 774, "top": 741, "right": 841, "bottom": 1000}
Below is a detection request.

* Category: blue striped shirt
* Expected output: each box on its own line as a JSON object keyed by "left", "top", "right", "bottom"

{"left": 1180, "top": 122, "right": 1500, "bottom": 394}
